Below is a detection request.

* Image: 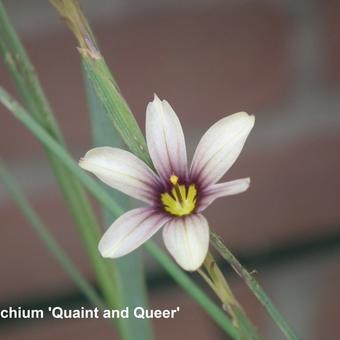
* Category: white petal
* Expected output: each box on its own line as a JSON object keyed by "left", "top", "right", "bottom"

{"left": 146, "top": 94, "right": 188, "bottom": 183}
{"left": 99, "top": 207, "right": 170, "bottom": 258}
{"left": 79, "top": 147, "right": 160, "bottom": 204}
{"left": 162, "top": 214, "right": 209, "bottom": 271}
{"left": 190, "top": 112, "right": 254, "bottom": 187}
{"left": 197, "top": 178, "right": 250, "bottom": 212}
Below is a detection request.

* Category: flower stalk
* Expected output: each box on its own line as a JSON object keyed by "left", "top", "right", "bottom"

{"left": 201, "top": 252, "right": 238, "bottom": 311}
{"left": 199, "top": 252, "right": 262, "bottom": 339}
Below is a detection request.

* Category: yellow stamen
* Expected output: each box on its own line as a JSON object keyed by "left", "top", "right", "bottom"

{"left": 170, "top": 174, "right": 179, "bottom": 185}
{"left": 161, "top": 175, "right": 197, "bottom": 217}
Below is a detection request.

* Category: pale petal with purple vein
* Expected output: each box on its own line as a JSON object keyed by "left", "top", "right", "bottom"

{"left": 99, "top": 207, "right": 170, "bottom": 258}
{"left": 190, "top": 112, "right": 254, "bottom": 187}
{"left": 197, "top": 177, "right": 250, "bottom": 212}
{"left": 146, "top": 95, "right": 188, "bottom": 182}
{"left": 79, "top": 147, "right": 160, "bottom": 204}
{"left": 162, "top": 214, "right": 209, "bottom": 271}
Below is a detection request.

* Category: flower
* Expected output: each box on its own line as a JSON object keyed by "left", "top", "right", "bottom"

{"left": 79, "top": 95, "right": 254, "bottom": 271}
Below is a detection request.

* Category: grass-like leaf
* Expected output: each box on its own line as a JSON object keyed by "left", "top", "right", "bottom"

{"left": 84, "top": 71, "right": 154, "bottom": 340}
{"left": 49, "top": 0, "right": 152, "bottom": 166}
{"left": 0, "top": 160, "right": 104, "bottom": 310}
{"left": 0, "top": 2, "right": 133, "bottom": 337}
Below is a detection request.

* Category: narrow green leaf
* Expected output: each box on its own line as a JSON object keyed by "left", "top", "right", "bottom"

{"left": 0, "top": 3, "right": 128, "bottom": 337}
{"left": 84, "top": 71, "right": 154, "bottom": 340}
{"left": 50, "top": 0, "right": 151, "bottom": 166}
{"left": 0, "top": 160, "right": 104, "bottom": 310}
{"left": 81, "top": 58, "right": 152, "bottom": 166}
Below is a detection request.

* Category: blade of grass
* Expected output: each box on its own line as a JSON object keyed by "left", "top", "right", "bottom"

{"left": 0, "top": 160, "right": 104, "bottom": 310}
{"left": 0, "top": 87, "right": 239, "bottom": 339}
{"left": 84, "top": 71, "right": 154, "bottom": 340}
{"left": 0, "top": 3, "right": 133, "bottom": 337}
{"left": 210, "top": 232, "right": 299, "bottom": 340}
{"left": 49, "top": 0, "right": 152, "bottom": 166}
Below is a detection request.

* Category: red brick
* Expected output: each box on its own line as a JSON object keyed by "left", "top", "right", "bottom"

{"left": 0, "top": 285, "right": 264, "bottom": 340}
{"left": 100, "top": 3, "right": 292, "bottom": 128}
{"left": 0, "top": 192, "right": 93, "bottom": 300}
{"left": 208, "top": 132, "right": 340, "bottom": 252}
{"left": 1, "top": 131, "right": 340, "bottom": 301}
{"left": 151, "top": 290, "right": 225, "bottom": 339}
{"left": 315, "top": 260, "right": 340, "bottom": 339}
{"left": 322, "top": 0, "right": 340, "bottom": 84}
{"left": 0, "top": 316, "right": 117, "bottom": 340}
{"left": 1, "top": 3, "right": 291, "bottom": 159}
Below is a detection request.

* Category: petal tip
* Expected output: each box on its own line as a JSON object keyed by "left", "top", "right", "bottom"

{"left": 152, "top": 93, "right": 161, "bottom": 103}
{"left": 78, "top": 156, "right": 89, "bottom": 170}
{"left": 98, "top": 240, "right": 113, "bottom": 259}
{"left": 78, "top": 149, "right": 99, "bottom": 171}
{"left": 78, "top": 157, "right": 84, "bottom": 166}
{"left": 244, "top": 177, "right": 251, "bottom": 191}
{"left": 163, "top": 215, "right": 209, "bottom": 272}
{"left": 236, "top": 177, "right": 251, "bottom": 192}
{"left": 248, "top": 113, "right": 255, "bottom": 125}
{"left": 147, "top": 93, "right": 162, "bottom": 114}
{"left": 181, "top": 259, "right": 205, "bottom": 272}
{"left": 179, "top": 246, "right": 208, "bottom": 271}
{"left": 236, "top": 111, "right": 255, "bottom": 123}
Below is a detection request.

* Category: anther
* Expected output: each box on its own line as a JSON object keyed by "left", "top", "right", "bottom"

{"left": 170, "top": 175, "right": 179, "bottom": 185}
{"left": 170, "top": 175, "right": 184, "bottom": 204}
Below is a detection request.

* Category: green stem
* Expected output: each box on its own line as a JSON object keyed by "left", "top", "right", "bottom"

{"left": 0, "top": 160, "right": 104, "bottom": 310}
{"left": 0, "top": 1, "right": 62, "bottom": 141}
{"left": 210, "top": 232, "right": 299, "bottom": 340}
{"left": 84, "top": 66, "right": 154, "bottom": 340}
{"left": 50, "top": 0, "right": 152, "bottom": 166}
{"left": 145, "top": 242, "right": 238, "bottom": 337}
{"left": 0, "top": 2, "right": 125, "bottom": 335}
{"left": 0, "top": 87, "right": 239, "bottom": 339}
{"left": 200, "top": 252, "right": 262, "bottom": 340}
{"left": 202, "top": 252, "right": 239, "bottom": 308}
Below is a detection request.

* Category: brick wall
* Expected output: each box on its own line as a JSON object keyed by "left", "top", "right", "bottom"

{"left": 1, "top": 1, "right": 340, "bottom": 339}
